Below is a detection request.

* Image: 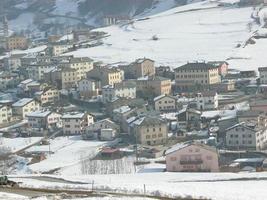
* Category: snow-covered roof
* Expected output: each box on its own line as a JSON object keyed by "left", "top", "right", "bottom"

{"left": 26, "top": 110, "right": 52, "bottom": 118}
{"left": 12, "top": 98, "right": 34, "bottom": 107}
{"left": 19, "top": 79, "right": 33, "bottom": 85}
{"left": 154, "top": 94, "right": 175, "bottom": 102}
{"left": 62, "top": 112, "right": 85, "bottom": 119}
{"left": 113, "top": 106, "right": 131, "bottom": 114}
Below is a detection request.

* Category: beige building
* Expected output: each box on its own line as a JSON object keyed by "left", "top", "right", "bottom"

{"left": 0, "top": 104, "right": 12, "bottom": 125}
{"left": 166, "top": 142, "right": 219, "bottom": 172}
{"left": 121, "top": 58, "right": 155, "bottom": 78}
{"left": 60, "top": 57, "right": 94, "bottom": 80}
{"left": 49, "top": 43, "right": 72, "bottom": 56}
{"left": 12, "top": 98, "right": 40, "bottom": 119}
{"left": 130, "top": 116, "right": 168, "bottom": 145}
{"left": 174, "top": 62, "right": 221, "bottom": 91}
{"left": 154, "top": 94, "right": 176, "bottom": 112}
{"left": 6, "top": 36, "right": 28, "bottom": 50}
{"left": 136, "top": 76, "right": 171, "bottom": 96}
{"left": 88, "top": 66, "right": 124, "bottom": 87}
{"left": 62, "top": 112, "right": 94, "bottom": 135}
{"left": 34, "top": 87, "right": 60, "bottom": 105}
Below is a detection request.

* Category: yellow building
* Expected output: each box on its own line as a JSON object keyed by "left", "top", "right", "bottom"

{"left": 88, "top": 66, "right": 124, "bottom": 86}
{"left": 130, "top": 116, "right": 168, "bottom": 146}
{"left": 136, "top": 76, "right": 171, "bottom": 96}
{"left": 174, "top": 62, "right": 221, "bottom": 91}
{"left": 35, "top": 87, "right": 60, "bottom": 105}
{"left": 7, "top": 36, "right": 28, "bottom": 50}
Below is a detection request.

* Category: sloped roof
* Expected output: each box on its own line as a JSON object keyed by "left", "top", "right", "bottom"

{"left": 174, "top": 62, "right": 218, "bottom": 71}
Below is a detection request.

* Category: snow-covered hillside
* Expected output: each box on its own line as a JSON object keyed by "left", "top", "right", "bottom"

{"left": 65, "top": 0, "right": 265, "bottom": 71}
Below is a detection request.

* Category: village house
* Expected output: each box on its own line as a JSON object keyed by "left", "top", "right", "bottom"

{"left": 136, "top": 76, "right": 172, "bottom": 97}
{"left": 102, "top": 81, "right": 136, "bottom": 103}
{"left": 87, "top": 66, "right": 124, "bottom": 87}
{"left": 130, "top": 116, "right": 168, "bottom": 145}
{"left": 77, "top": 78, "right": 101, "bottom": 99}
{"left": 27, "top": 62, "right": 56, "bottom": 81}
{"left": 44, "top": 67, "right": 78, "bottom": 89}
{"left": 3, "top": 54, "right": 26, "bottom": 71}
{"left": 155, "top": 66, "right": 175, "bottom": 80}
{"left": 165, "top": 142, "right": 219, "bottom": 172}
{"left": 27, "top": 110, "right": 62, "bottom": 130}
{"left": 0, "top": 72, "right": 19, "bottom": 90}
{"left": 174, "top": 62, "right": 221, "bottom": 91}
{"left": 208, "top": 61, "right": 229, "bottom": 77}
{"left": 86, "top": 118, "right": 120, "bottom": 134}
{"left": 62, "top": 112, "right": 94, "bottom": 135}
{"left": 48, "top": 42, "right": 73, "bottom": 56}
{"left": 59, "top": 57, "right": 94, "bottom": 80}
{"left": 196, "top": 91, "right": 218, "bottom": 110}
{"left": 176, "top": 108, "right": 202, "bottom": 130}
{"left": 237, "top": 110, "right": 263, "bottom": 124}
{"left": 0, "top": 104, "right": 12, "bottom": 125}
{"left": 120, "top": 58, "right": 155, "bottom": 79}
{"left": 100, "top": 129, "right": 117, "bottom": 141}
{"left": 6, "top": 35, "right": 28, "bottom": 50}
{"left": 34, "top": 87, "right": 60, "bottom": 105}
{"left": 154, "top": 94, "right": 177, "bottom": 112}
{"left": 12, "top": 98, "right": 40, "bottom": 119}
{"left": 225, "top": 122, "right": 267, "bottom": 150}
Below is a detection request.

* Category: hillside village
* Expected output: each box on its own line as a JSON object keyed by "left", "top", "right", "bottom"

{"left": 1, "top": 0, "right": 267, "bottom": 199}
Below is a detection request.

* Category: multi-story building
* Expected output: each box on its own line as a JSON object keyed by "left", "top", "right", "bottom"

{"left": 120, "top": 58, "right": 155, "bottom": 78}
{"left": 165, "top": 142, "right": 219, "bottom": 172}
{"left": 102, "top": 81, "right": 136, "bottom": 103}
{"left": 12, "top": 98, "right": 40, "bottom": 119}
{"left": 86, "top": 118, "right": 120, "bottom": 133}
{"left": 136, "top": 76, "right": 171, "bottom": 96}
{"left": 130, "top": 116, "right": 168, "bottom": 145}
{"left": 259, "top": 67, "right": 267, "bottom": 84}
{"left": 225, "top": 122, "right": 267, "bottom": 150}
{"left": 0, "top": 72, "right": 19, "bottom": 89}
{"left": 0, "top": 104, "right": 12, "bottom": 125}
{"left": 48, "top": 43, "right": 72, "bottom": 56}
{"left": 87, "top": 66, "right": 124, "bottom": 87}
{"left": 154, "top": 94, "right": 177, "bottom": 112}
{"left": 27, "top": 110, "right": 62, "bottom": 130}
{"left": 78, "top": 78, "right": 101, "bottom": 99}
{"left": 3, "top": 54, "right": 26, "bottom": 71}
{"left": 6, "top": 36, "right": 28, "bottom": 50}
{"left": 196, "top": 91, "right": 218, "bottom": 110}
{"left": 174, "top": 62, "right": 221, "bottom": 91}
{"left": 62, "top": 112, "right": 94, "bottom": 135}
{"left": 34, "top": 87, "right": 60, "bottom": 105}
{"left": 27, "top": 62, "right": 56, "bottom": 81}
{"left": 60, "top": 57, "right": 94, "bottom": 80}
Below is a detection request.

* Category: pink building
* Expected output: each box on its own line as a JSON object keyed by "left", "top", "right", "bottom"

{"left": 165, "top": 142, "right": 219, "bottom": 172}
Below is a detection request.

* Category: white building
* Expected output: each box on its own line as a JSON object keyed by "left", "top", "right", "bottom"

{"left": 196, "top": 91, "right": 218, "bottom": 110}
{"left": 62, "top": 112, "right": 94, "bottom": 135}
{"left": 86, "top": 118, "right": 119, "bottom": 133}
{"left": 27, "top": 110, "right": 62, "bottom": 130}
{"left": 78, "top": 78, "right": 100, "bottom": 99}
{"left": 27, "top": 63, "right": 56, "bottom": 81}
{"left": 50, "top": 43, "right": 72, "bottom": 56}
{"left": 4, "top": 54, "right": 26, "bottom": 71}
{"left": 102, "top": 82, "right": 136, "bottom": 103}
{"left": 100, "top": 129, "right": 117, "bottom": 141}
{"left": 226, "top": 122, "right": 267, "bottom": 150}
{"left": 12, "top": 98, "right": 40, "bottom": 119}
{"left": 154, "top": 94, "right": 177, "bottom": 112}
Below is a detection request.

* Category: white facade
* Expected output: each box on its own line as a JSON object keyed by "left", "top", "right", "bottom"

{"left": 51, "top": 44, "right": 72, "bottom": 56}
{"left": 102, "top": 84, "right": 136, "bottom": 103}
{"left": 27, "top": 110, "right": 62, "bottom": 130}
{"left": 100, "top": 129, "right": 116, "bottom": 141}
{"left": 28, "top": 64, "right": 56, "bottom": 81}
{"left": 196, "top": 92, "right": 218, "bottom": 110}
{"left": 78, "top": 79, "right": 99, "bottom": 97}
{"left": 62, "top": 112, "right": 94, "bottom": 135}
{"left": 4, "top": 55, "right": 24, "bottom": 71}
{"left": 226, "top": 122, "right": 267, "bottom": 150}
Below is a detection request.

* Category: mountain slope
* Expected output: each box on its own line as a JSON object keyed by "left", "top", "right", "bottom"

{"left": 66, "top": 0, "right": 260, "bottom": 70}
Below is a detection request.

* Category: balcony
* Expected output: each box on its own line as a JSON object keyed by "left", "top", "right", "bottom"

{"left": 180, "top": 159, "right": 203, "bottom": 165}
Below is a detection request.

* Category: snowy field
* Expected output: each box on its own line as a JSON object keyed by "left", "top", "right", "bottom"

{"left": 65, "top": 0, "right": 261, "bottom": 70}
{"left": 27, "top": 136, "right": 107, "bottom": 174}
{"left": 9, "top": 172, "right": 267, "bottom": 200}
